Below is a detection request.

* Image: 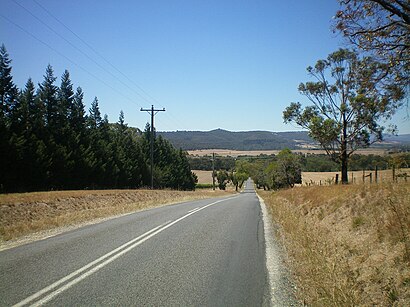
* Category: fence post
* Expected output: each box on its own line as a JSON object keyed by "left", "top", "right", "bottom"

{"left": 335, "top": 174, "right": 339, "bottom": 185}
{"left": 375, "top": 166, "right": 378, "bottom": 183}
{"left": 363, "top": 169, "right": 365, "bottom": 183}
{"left": 369, "top": 173, "right": 372, "bottom": 184}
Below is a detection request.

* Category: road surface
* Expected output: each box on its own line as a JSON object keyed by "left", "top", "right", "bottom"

{"left": 0, "top": 181, "right": 271, "bottom": 306}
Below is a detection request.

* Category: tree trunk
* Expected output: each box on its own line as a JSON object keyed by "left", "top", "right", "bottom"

{"left": 341, "top": 152, "right": 348, "bottom": 184}
{"left": 341, "top": 114, "right": 349, "bottom": 184}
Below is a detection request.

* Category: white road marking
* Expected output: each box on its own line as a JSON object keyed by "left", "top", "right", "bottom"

{"left": 13, "top": 223, "right": 167, "bottom": 307}
{"left": 187, "top": 207, "right": 200, "bottom": 213}
{"left": 14, "top": 196, "right": 238, "bottom": 306}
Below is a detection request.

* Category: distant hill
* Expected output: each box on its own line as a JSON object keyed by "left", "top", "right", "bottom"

{"left": 158, "top": 129, "right": 316, "bottom": 150}
{"left": 158, "top": 129, "right": 410, "bottom": 151}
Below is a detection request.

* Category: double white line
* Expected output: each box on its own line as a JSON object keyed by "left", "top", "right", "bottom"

{"left": 13, "top": 197, "right": 236, "bottom": 306}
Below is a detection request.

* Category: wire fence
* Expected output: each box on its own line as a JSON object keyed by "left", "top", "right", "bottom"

{"left": 302, "top": 168, "right": 410, "bottom": 186}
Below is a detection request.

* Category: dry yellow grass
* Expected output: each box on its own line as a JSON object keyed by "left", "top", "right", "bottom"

{"left": 193, "top": 170, "right": 214, "bottom": 184}
{"left": 189, "top": 148, "right": 388, "bottom": 157}
{"left": 0, "top": 189, "right": 232, "bottom": 244}
{"left": 302, "top": 168, "right": 410, "bottom": 185}
{"left": 259, "top": 182, "right": 410, "bottom": 306}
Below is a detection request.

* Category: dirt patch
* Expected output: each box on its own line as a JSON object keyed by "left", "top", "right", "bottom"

{"left": 0, "top": 189, "right": 233, "bottom": 248}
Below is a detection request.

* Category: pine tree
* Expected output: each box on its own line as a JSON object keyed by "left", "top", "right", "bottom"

{"left": 38, "top": 65, "right": 68, "bottom": 188}
{"left": 57, "top": 70, "right": 74, "bottom": 138}
{"left": 71, "top": 87, "right": 86, "bottom": 135}
{"left": 0, "top": 44, "right": 18, "bottom": 191}
{"left": 69, "top": 87, "right": 88, "bottom": 188}
{"left": 39, "top": 64, "right": 58, "bottom": 130}
{"left": 0, "top": 44, "right": 18, "bottom": 123}
{"left": 88, "top": 97, "right": 102, "bottom": 129}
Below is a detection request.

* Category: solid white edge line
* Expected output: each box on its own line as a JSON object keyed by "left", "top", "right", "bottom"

{"left": 15, "top": 196, "right": 238, "bottom": 306}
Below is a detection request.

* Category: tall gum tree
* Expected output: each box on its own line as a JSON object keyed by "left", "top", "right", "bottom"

{"left": 283, "top": 49, "right": 404, "bottom": 184}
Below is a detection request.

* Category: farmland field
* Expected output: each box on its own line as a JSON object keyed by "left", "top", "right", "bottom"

{"left": 188, "top": 148, "right": 389, "bottom": 157}
{"left": 193, "top": 170, "right": 214, "bottom": 184}
{"left": 193, "top": 169, "right": 410, "bottom": 185}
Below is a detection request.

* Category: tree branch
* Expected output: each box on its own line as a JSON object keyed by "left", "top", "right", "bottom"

{"left": 371, "top": 0, "right": 410, "bottom": 24}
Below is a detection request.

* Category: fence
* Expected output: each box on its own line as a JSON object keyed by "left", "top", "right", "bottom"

{"left": 302, "top": 167, "right": 410, "bottom": 186}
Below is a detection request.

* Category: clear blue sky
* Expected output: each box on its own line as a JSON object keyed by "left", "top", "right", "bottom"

{"left": 1, "top": 0, "right": 409, "bottom": 133}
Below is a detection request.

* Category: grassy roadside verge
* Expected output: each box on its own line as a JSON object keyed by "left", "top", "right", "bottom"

{"left": 258, "top": 183, "right": 410, "bottom": 306}
{"left": 0, "top": 189, "right": 232, "bottom": 246}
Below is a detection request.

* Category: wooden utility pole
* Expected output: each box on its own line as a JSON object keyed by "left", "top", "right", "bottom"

{"left": 140, "top": 105, "right": 165, "bottom": 189}
{"left": 212, "top": 152, "right": 215, "bottom": 190}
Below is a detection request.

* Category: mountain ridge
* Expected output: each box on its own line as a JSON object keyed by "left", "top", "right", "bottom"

{"left": 158, "top": 129, "right": 410, "bottom": 151}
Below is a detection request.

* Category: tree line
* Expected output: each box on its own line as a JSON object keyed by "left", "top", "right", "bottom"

{"left": 189, "top": 152, "right": 409, "bottom": 173}
{"left": 0, "top": 45, "right": 197, "bottom": 193}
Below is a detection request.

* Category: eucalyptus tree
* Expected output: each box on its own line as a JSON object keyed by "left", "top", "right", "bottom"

{"left": 283, "top": 49, "right": 404, "bottom": 183}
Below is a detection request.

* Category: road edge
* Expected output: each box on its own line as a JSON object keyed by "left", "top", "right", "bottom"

{"left": 257, "top": 193, "right": 300, "bottom": 307}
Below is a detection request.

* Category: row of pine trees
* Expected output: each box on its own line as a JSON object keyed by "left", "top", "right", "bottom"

{"left": 0, "top": 44, "right": 197, "bottom": 192}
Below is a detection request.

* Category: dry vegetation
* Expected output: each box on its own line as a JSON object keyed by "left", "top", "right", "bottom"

{"left": 193, "top": 170, "right": 214, "bottom": 184}
{"left": 0, "top": 189, "right": 231, "bottom": 246}
{"left": 259, "top": 182, "right": 410, "bottom": 306}
{"left": 302, "top": 168, "right": 410, "bottom": 186}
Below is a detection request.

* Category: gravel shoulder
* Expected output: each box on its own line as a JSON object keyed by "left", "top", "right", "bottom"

{"left": 258, "top": 194, "right": 301, "bottom": 307}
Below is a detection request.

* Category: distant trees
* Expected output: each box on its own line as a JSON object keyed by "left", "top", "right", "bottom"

{"left": 283, "top": 49, "right": 405, "bottom": 184}
{"left": 216, "top": 170, "right": 230, "bottom": 190}
{"left": 246, "top": 149, "right": 301, "bottom": 190}
{"left": 0, "top": 44, "right": 196, "bottom": 192}
{"left": 270, "top": 149, "right": 302, "bottom": 189}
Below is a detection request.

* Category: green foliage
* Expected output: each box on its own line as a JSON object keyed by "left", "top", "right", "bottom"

{"left": 216, "top": 170, "right": 230, "bottom": 190}
{"left": 195, "top": 183, "right": 214, "bottom": 189}
{"left": 231, "top": 171, "right": 248, "bottom": 191}
{"left": 244, "top": 149, "right": 302, "bottom": 190}
{"left": 0, "top": 45, "right": 197, "bottom": 192}
{"left": 283, "top": 48, "right": 405, "bottom": 183}
{"left": 269, "top": 149, "right": 302, "bottom": 189}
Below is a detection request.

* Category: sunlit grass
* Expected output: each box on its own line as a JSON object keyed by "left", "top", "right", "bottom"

{"left": 259, "top": 182, "right": 410, "bottom": 306}
{"left": 0, "top": 189, "right": 232, "bottom": 244}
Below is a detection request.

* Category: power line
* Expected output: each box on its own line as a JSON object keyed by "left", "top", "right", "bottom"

{"left": 31, "top": 0, "right": 189, "bottom": 131}
{"left": 0, "top": 13, "right": 138, "bottom": 107}
{"left": 7, "top": 0, "right": 188, "bottom": 131}
{"left": 13, "top": 0, "right": 191, "bottom": 130}
{"left": 32, "top": 0, "right": 159, "bottom": 107}
{"left": 12, "top": 0, "right": 154, "bottom": 107}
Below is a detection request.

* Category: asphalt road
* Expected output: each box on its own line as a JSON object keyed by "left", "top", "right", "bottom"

{"left": 0, "top": 181, "right": 270, "bottom": 306}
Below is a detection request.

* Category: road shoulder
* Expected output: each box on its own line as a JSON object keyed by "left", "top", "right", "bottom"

{"left": 257, "top": 193, "right": 300, "bottom": 306}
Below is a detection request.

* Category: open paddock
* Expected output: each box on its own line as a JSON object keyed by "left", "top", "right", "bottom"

{"left": 188, "top": 148, "right": 389, "bottom": 157}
